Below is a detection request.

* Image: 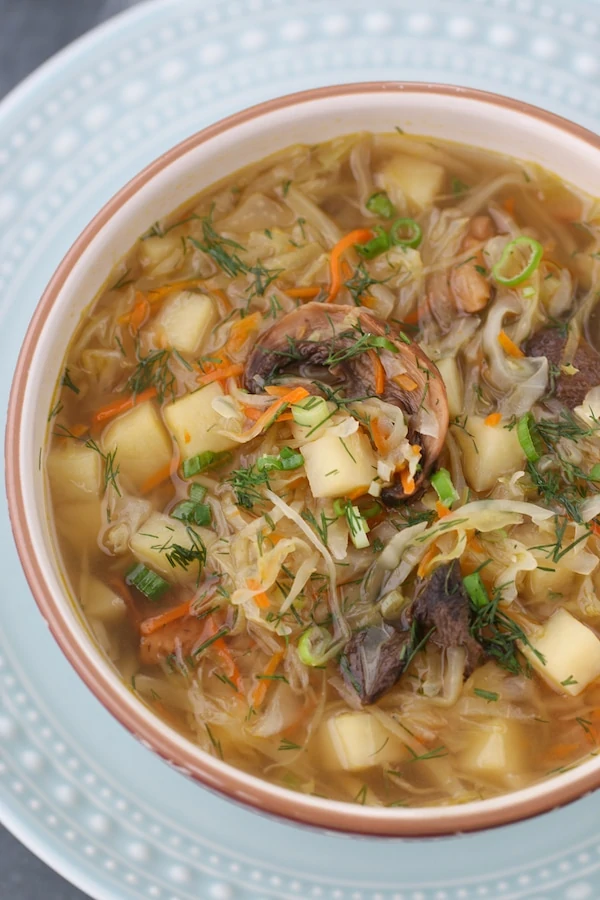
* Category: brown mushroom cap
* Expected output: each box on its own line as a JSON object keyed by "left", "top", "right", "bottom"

{"left": 244, "top": 303, "right": 449, "bottom": 504}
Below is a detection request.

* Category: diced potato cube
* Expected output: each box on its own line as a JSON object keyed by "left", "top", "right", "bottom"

{"left": 436, "top": 357, "right": 463, "bottom": 420}
{"left": 153, "top": 291, "right": 216, "bottom": 355}
{"left": 130, "top": 511, "right": 215, "bottom": 584}
{"left": 163, "top": 382, "right": 238, "bottom": 460}
{"left": 460, "top": 719, "right": 526, "bottom": 784}
{"left": 47, "top": 443, "right": 101, "bottom": 502}
{"left": 452, "top": 415, "right": 525, "bottom": 492}
{"left": 55, "top": 501, "right": 103, "bottom": 551}
{"left": 319, "top": 712, "right": 402, "bottom": 772}
{"left": 521, "top": 608, "right": 600, "bottom": 696}
{"left": 103, "top": 402, "right": 172, "bottom": 494}
{"left": 83, "top": 578, "right": 127, "bottom": 625}
{"left": 377, "top": 155, "right": 445, "bottom": 210}
{"left": 301, "top": 430, "right": 377, "bottom": 499}
{"left": 139, "top": 234, "right": 184, "bottom": 275}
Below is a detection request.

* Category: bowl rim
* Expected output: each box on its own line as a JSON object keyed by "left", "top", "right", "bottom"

{"left": 7, "top": 80, "right": 600, "bottom": 837}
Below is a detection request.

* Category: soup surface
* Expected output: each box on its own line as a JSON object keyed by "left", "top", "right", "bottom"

{"left": 46, "top": 131, "right": 600, "bottom": 807}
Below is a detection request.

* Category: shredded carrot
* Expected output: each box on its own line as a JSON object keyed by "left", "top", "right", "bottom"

{"left": 93, "top": 386, "right": 157, "bottom": 426}
{"left": 369, "top": 350, "right": 385, "bottom": 394}
{"left": 503, "top": 196, "right": 516, "bottom": 216}
{"left": 417, "top": 545, "right": 438, "bottom": 578}
{"left": 326, "top": 229, "right": 373, "bottom": 302}
{"left": 400, "top": 467, "right": 416, "bottom": 496}
{"left": 70, "top": 423, "right": 89, "bottom": 438}
{"left": 224, "top": 311, "right": 262, "bottom": 355}
{"left": 411, "top": 444, "right": 421, "bottom": 456}
{"left": 371, "top": 418, "right": 388, "bottom": 454}
{"left": 435, "top": 501, "right": 451, "bottom": 518}
{"left": 242, "top": 405, "right": 262, "bottom": 421}
{"left": 248, "top": 386, "right": 310, "bottom": 435}
{"left": 130, "top": 294, "right": 150, "bottom": 333}
{"left": 140, "top": 600, "right": 192, "bottom": 636}
{"left": 247, "top": 578, "right": 271, "bottom": 609}
{"left": 591, "top": 521, "right": 600, "bottom": 538}
{"left": 484, "top": 412, "right": 502, "bottom": 427}
{"left": 347, "top": 485, "right": 369, "bottom": 501}
{"left": 394, "top": 373, "right": 418, "bottom": 392}
{"left": 265, "top": 385, "right": 295, "bottom": 397}
{"left": 183, "top": 429, "right": 191, "bottom": 444}
{"left": 213, "top": 637, "right": 243, "bottom": 691}
{"left": 285, "top": 286, "right": 321, "bottom": 300}
{"left": 548, "top": 742, "right": 580, "bottom": 761}
{"left": 146, "top": 278, "right": 207, "bottom": 302}
{"left": 275, "top": 411, "right": 294, "bottom": 422}
{"left": 140, "top": 456, "right": 178, "bottom": 495}
{"left": 402, "top": 308, "right": 420, "bottom": 326}
{"left": 197, "top": 363, "right": 244, "bottom": 386}
{"left": 252, "top": 650, "right": 285, "bottom": 708}
{"left": 498, "top": 329, "right": 524, "bottom": 358}
{"left": 211, "top": 287, "right": 232, "bottom": 311}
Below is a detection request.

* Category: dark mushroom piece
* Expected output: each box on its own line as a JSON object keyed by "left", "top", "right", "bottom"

{"left": 411, "top": 560, "right": 482, "bottom": 674}
{"left": 340, "top": 625, "right": 410, "bottom": 705}
{"left": 525, "top": 327, "right": 600, "bottom": 409}
{"left": 244, "top": 303, "right": 449, "bottom": 504}
{"left": 340, "top": 561, "right": 482, "bottom": 705}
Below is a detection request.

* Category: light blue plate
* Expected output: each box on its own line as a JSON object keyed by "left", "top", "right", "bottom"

{"left": 2, "top": 1, "right": 600, "bottom": 897}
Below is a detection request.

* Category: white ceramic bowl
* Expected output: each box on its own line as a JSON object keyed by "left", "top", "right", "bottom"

{"left": 7, "top": 83, "right": 600, "bottom": 836}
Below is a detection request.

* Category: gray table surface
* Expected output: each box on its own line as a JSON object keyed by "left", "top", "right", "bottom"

{"left": 0, "top": 2, "right": 141, "bottom": 895}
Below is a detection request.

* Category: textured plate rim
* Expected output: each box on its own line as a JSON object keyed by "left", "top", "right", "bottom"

{"left": 6, "top": 76, "right": 600, "bottom": 843}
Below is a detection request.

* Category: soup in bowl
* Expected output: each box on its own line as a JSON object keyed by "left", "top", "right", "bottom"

{"left": 8, "top": 84, "right": 600, "bottom": 835}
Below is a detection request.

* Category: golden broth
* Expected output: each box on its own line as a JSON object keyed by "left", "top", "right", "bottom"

{"left": 46, "top": 132, "right": 600, "bottom": 807}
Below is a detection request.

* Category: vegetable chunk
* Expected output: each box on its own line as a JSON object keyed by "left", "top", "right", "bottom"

{"left": 452, "top": 415, "right": 525, "bottom": 492}
{"left": 130, "top": 511, "right": 215, "bottom": 584}
{"left": 163, "top": 382, "right": 238, "bottom": 460}
{"left": 377, "top": 155, "right": 445, "bottom": 210}
{"left": 521, "top": 608, "right": 600, "bottom": 696}
{"left": 103, "top": 402, "right": 172, "bottom": 493}
{"left": 47, "top": 443, "right": 101, "bottom": 501}
{"left": 460, "top": 719, "right": 527, "bottom": 784}
{"left": 153, "top": 291, "right": 216, "bottom": 355}
{"left": 301, "top": 429, "right": 376, "bottom": 498}
{"left": 319, "top": 712, "right": 402, "bottom": 771}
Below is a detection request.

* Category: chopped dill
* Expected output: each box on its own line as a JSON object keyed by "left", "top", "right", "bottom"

{"left": 126, "top": 346, "right": 176, "bottom": 402}
{"left": 226, "top": 463, "right": 270, "bottom": 509}
{"left": 53, "top": 425, "right": 121, "bottom": 497}
{"left": 164, "top": 526, "right": 207, "bottom": 575}
{"left": 344, "top": 263, "right": 384, "bottom": 306}
{"left": 278, "top": 738, "right": 302, "bottom": 751}
{"left": 205, "top": 723, "right": 224, "bottom": 759}
{"left": 110, "top": 268, "right": 133, "bottom": 290}
{"left": 188, "top": 210, "right": 247, "bottom": 278}
{"left": 474, "top": 688, "right": 499, "bottom": 703}
{"left": 47, "top": 400, "right": 63, "bottom": 421}
{"left": 61, "top": 368, "right": 79, "bottom": 394}
{"left": 353, "top": 785, "right": 368, "bottom": 804}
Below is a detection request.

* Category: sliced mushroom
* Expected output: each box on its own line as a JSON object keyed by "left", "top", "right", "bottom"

{"left": 525, "top": 327, "right": 600, "bottom": 408}
{"left": 411, "top": 561, "right": 482, "bottom": 673}
{"left": 244, "top": 302, "right": 449, "bottom": 504}
{"left": 449, "top": 215, "right": 494, "bottom": 314}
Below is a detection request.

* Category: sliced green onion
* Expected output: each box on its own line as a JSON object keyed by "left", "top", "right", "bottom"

{"left": 366, "top": 191, "right": 395, "bottom": 219}
{"left": 360, "top": 501, "right": 383, "bottom": 519}
{"left": 189, "top": 483, "right": 207, "bottom": 503}
{"left": 182, "top": 450, "right": 232, "bottom": 478}
{"left": 291, "top": 395, "right": 331, "bottom": 429}
{"left": 463, "top": 572, "right": 489, "bottom": 609}
{"left": 589, "top": 464, "right": 600, "bottom": 482}
{"left": 171, "top": 500, "right": 212, "bottom": 526}
{"left": 257, "top": 447, "right": 304, "bottom": 473}
{"left": 431, "top": 467, "right": 459, "bottom": 507}
{"left": 298, "top": 625, "right": 331, "bottom": 667}
{"left": 491, "top": 236, "right": 543, "bottom": 287}
{"left": 126, "top": 563, "right": 169, "bottom": 602}
{"left": 368, "top": 335, "right": 398, "bottom": 353}
{"left": 390, "top": 218, "right": 422, "bottom": 249}
{"left": 516, "top": 413, "right": 544, "bottom": 462}
{"left": 451, "top": 176, "right": 469, "bottom": 195}
{"left": 346, "top": 503, "right": 370, "bottom": 549}
{"left": 355, "top": 226, "right": 390, "bottom": 260}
